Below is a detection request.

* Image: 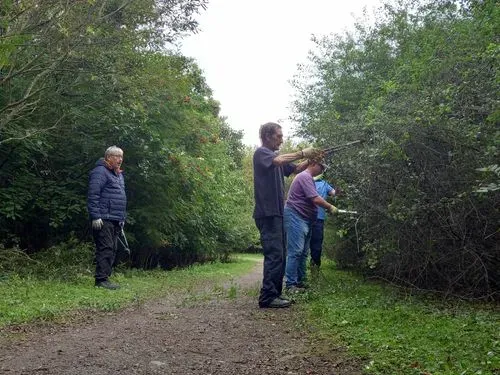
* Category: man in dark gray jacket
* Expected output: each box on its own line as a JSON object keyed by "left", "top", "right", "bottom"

{"left": 87, "top": 146, "right": 127, "bottom": 290}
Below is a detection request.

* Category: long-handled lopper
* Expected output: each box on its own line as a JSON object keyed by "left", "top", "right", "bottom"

{"left": 117, "top": 228, "right": 131, "bottom": 255}
{"left": 321, "top": 140, "right": 364, "bottom": 156}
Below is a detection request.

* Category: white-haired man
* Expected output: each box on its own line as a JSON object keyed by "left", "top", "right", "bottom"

{"left": 87, "top": 146, "right": 127, "bottom": 290}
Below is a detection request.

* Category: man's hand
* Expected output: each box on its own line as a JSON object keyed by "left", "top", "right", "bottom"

{"left": 328, "top": 205, "right": 338, "bottom": 214}
{"left": 119, "top": 221, "right": 125, "bottom": 229}
{"left": 92, "top": 219, "right": 103, "bottom": 230}
{"left": 301, "top": 147, "right": 317, "bottom": 159}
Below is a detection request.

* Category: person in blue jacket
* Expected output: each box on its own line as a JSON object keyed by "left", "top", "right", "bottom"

{"left": 310, "top": 172, "right": 336, "bottom": 269}
{"left": 87, "top": 146, "right": 127, "bottom": 290}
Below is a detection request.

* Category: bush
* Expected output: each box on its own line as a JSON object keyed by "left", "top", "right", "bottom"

{"left": 292, "top": 0, "right": 500, "bottom": 299}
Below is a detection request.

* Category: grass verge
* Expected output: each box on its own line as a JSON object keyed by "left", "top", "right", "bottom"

{"left": 0, "top": 251, "right": 257, "bottom": 328}
{"left": 295, "top": 260, "right": 499, "bottom": 375}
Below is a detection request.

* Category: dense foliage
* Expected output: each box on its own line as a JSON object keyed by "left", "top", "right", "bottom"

{"left": 292, "top": 0, "right": 499, "bottom": 299}
{"left": 0, "top": 0, "right": 256, "bottom": 267}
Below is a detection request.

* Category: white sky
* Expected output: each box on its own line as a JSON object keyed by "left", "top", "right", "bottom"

{"left": 180, "top": 0, "right": 381, "bottom": 146}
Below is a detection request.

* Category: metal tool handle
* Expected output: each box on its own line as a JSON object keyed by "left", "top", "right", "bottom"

{"left": 118, "top": 229, "right": 131, "bottom": 254}
{"left": 337, "top": 209, "right": 358, "bottom": 215}
{"left": 322, "top": 140, "right": 363, "bottom": 154}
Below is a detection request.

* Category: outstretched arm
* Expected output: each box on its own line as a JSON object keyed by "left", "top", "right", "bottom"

{"left": 273, "top": 146, "right": 318, "bottom": 168}
{"left": 312, "top": 196, "right": 338, "bottom": 214}
{"left": 272, "top": 150, "right": 303, "bottom": 166}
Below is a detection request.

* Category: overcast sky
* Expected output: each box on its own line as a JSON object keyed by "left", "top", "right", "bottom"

{"left": 180, "top": 0, "right": 381, "bottom": 146}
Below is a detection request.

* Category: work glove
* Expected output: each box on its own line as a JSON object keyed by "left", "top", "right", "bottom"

{"left": 92, "top": 218, "right": 103, "bottom": 230}
{"left": 301, "top": 147, "right": 317, "bottom": 159}
{"left": 119, "top": 221, "right": 125, "bottom": 229}
{"left": 328, "top": 205, "right": 338, "bottom": 215}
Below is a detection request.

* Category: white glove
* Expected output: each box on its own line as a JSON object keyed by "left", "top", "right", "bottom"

{"left": 92, "top": 219, "right": 103, "bottom": 230}
{"left": 328, "top": 205, "right": 338, "bottom": 215}
{"left": 301, "top": 147, "right": 317, "bottom": 159}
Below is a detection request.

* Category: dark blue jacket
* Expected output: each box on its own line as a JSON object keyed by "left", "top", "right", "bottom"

{"left": 87, "top": 158, "right": 127, "bottom": 222}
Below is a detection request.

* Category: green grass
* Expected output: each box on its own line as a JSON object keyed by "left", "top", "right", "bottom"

{"left": 296, "top": 260, "right": 500, "bottom": 375}
{"left": 0, "top": 253, "right": 256, "bottom": 328}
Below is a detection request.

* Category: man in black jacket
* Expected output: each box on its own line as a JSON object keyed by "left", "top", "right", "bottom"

{"left": 87, "top": 146, "right": 127, "bottom": 290}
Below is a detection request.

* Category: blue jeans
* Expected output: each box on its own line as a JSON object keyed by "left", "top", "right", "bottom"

{"left": 310, "top": 219, "right": 325, "bottom": 266}
{"left": 255, "top": 216, "right": 286, "bottom": 307}
{"left": 284, "top": 206, "right": 313, "bottom": 288}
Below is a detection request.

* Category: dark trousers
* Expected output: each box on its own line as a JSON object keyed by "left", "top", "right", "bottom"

{"left": 255, "top": 216, "right": 286, "bottom": 307}
{"left": 310, "top": 219, "right": 325, "bottom": 266}
{"left": 93, "top": 220, "right": 120, "bottom": 282}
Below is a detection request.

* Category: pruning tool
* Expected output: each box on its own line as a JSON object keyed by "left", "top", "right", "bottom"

{"left": 337, "top": 209, "right": 359, "bottom": 215}
{"left": 321, "top": 139, "right": 363, "bottom": 156}
{"left": 117, "top": 228, "right": 131, "bottom": 254}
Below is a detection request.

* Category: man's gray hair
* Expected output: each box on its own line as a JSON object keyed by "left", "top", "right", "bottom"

{"left": 104, "top": 145, "right": 123, "bottom": 158}
{"left": 259, "top": 122, "right": 281, "bottom": 142}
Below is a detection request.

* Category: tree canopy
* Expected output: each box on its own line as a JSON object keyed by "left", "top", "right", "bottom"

{"left": 0, "top": 0, "right": 256, "bottom": 266}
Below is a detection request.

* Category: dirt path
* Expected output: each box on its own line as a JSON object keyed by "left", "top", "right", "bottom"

{"left": 0, "top": 259, "right": 361, "bottom": 374}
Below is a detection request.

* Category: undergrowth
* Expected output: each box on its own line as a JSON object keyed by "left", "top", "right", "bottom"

{"left": 295, "top": 260, "right": 499, "bottom": 375}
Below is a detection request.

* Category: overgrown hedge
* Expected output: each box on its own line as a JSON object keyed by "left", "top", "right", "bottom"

{"left": 292, "top": 0, "right": 499, "bottom": 299}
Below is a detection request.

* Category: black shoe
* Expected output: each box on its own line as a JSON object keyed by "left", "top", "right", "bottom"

{"left": 266, "top": 297, "right": 291, "bottom": 308}
{"left": 95, "top": 280, "right": 120, "bottom": 290}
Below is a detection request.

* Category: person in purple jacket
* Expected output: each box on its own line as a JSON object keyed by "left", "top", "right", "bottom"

{"left": 284, "top": 160, "right": 338, "bottom": 293}
{"left": 87, "top": 146, "right": 127, "bottom": 290}
{"left": 253, "top": 122, "right": 316, "bottom": 308}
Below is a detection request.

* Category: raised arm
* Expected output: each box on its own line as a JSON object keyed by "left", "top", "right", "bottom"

{"left": 272, "top": 150, "right": 303, "bottom": 166}
{"left": 272, "top": 147, "right": 317, "bottom": 171}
